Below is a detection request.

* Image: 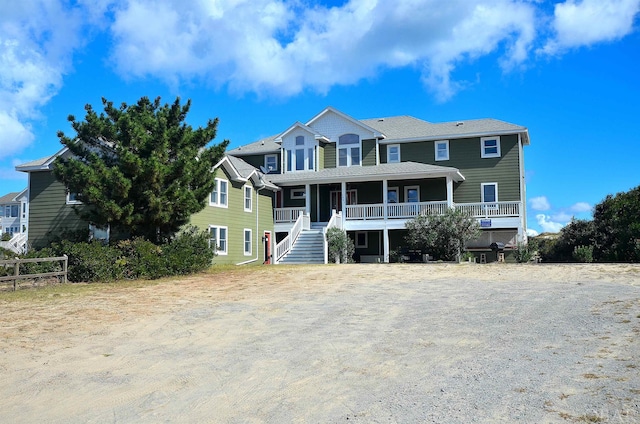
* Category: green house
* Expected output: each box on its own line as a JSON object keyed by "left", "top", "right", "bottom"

{"left": 227, "top": 106, "right": 530, "bottom": 264}
{"left": 16, "top": 106, "right": 530, "bottom": 264}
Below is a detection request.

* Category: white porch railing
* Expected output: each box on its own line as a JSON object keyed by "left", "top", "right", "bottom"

{"left": 454, "top": 201, "right": 520, "bottom": 218}
{"left": 345, "top": 201, "right": 449, "bottom": 220}
{"left": 323, "top": 210, "right": 342, "bottom": 264}
{"left": 0, "top": 232, "right": 28, "bottom": 254}
{"left": 274, "top": 201, "right": 521, "bottom": 224}
{"left": 274, "top": 213, "right": 309, "bottom": 263}
{"left": 274, "top": 207, "right": 305, "bottom": 223}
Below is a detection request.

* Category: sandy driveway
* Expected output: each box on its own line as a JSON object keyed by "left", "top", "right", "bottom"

{"left": 1, "top": 263, "right": 639, "bottom": 423}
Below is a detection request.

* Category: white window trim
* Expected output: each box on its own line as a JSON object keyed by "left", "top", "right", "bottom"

{"left": 435, "top": 140, "right": 450, "bottom": 161}
{"left": 66, "top": 191, "right": 82, "bottom": 205}
{"left": 337, "top": 134, "right": 361, "bottom": 167}
{"left": 291, "top": 188, "right": 306, "bottom": 200}
{"left": 387, "top": 144, "right": 401, "bottom": 163}
{"left": 481, "top": 136, "right": 501, "bottom": 158}
{"left": 244, "top": 228, "right": 252, "bottom": 256}
{"left": 404, "top": 185, "right": 420, "bottom": 203}
{"left": 210, "top": 178, "right": 229, "bottom": 208}
{"left": 355, "top": 231, "right": 368, "bottom": 248}
{"left": 209, "top": 225, "right": 228, "bottom": 255}
{"left": 387, "top": 187, "right": 399, "bottom": 204}
{"left": 481, "top": 182, "right": 499, "bottom": 204}
{"left": 264, "top": 154, "right": 278, "bottom": 172}
{"left": 243, "top": 185, "right": 252, "bottom": 212}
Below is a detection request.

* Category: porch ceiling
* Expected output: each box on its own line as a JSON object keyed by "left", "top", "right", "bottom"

{"left": 266, "top": 161, "right": 464, "bottom": 186}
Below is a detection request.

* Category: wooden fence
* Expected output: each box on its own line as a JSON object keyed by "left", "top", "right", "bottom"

{"left": 0, "top": 255, "right": 68, "bottom": 291}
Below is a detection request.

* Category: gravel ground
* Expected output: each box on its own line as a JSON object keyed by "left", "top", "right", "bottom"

{"left": 1, "top": 263, "right": 639, "bottom": 423}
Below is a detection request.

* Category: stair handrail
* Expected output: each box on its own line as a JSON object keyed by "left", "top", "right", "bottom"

{"left": 274, "top": 212, "right": 306, "bottom": 263}
{"left": 322, "top": 209, "right": 342, "bottom": 264}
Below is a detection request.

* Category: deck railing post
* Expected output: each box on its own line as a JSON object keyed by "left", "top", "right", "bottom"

{"left": 14, "top": 257, "right": 19, "bottom": 291}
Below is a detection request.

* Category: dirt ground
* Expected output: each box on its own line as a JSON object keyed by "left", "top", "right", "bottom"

{"left": 1, "top": 263, "right": 639, "bottom": 423}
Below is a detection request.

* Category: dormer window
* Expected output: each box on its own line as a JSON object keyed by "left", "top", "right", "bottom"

{"left": 285, "top": 135, "right": 315, "bottom": 172}
{"left": 338, "top": 133, "right": 360, "bottom": 167}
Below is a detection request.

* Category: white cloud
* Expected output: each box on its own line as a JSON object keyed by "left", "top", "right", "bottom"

{"left": 108, "top": 0, "right": 538, "bottom": 100}
{"left": 570, "top": 202, "right": 592, "bottom": 213}
{"left": 536, "top": 213, "right": 566, "bottom": 233}
{"left": 526, "top": 228, "right": 539, "bottom": 237}
{"left": 0, "top": 1, "right": 100, "bottom": 156}
{"left": 529, "top": 195, "right": 551, "bottom": 211}
{"left": 542, "top": 0, "right": 640, "bottom": 54}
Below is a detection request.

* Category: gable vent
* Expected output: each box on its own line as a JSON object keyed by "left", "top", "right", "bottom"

{"left": 455, "top": 122, "right": 464, "bottom": 126}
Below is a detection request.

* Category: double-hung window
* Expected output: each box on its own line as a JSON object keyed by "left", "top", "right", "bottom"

{"left": 244, "top": 186, "right": 252, "bottom": 212}
{"left": 387, "top": 144, "right": 400, "bottom": 163}
{"left": 338, "top": 134, "right": 360, "bottom": 167}
{"left": 244, "top": 229, "right": 252, "bottom": 256}
{"left": 435, "top": 140, "right": 449, "bottom": 161}
{"left": 210, "top": 178, "right": 228, "bottom": 207}
{"left": 209, "top": 226, "right": 228, "bottom": 254}
{"left": 265, "top": 154, "right": 278, "bottom": 172}
{"left": 481, "top": 183, "right": 498, "bottom": 210}
{"left": 481, "top": 136, "right": 501, "bottom": 158}
{"left": 66, "top": 191, "right": 82, "bottom": 205}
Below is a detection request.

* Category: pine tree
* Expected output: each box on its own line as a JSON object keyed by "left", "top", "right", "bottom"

{"left": 53, "top": 96, "right": 228, "bottom": 243}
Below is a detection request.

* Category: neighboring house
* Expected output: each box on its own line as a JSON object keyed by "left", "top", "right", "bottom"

{"left": 189, "top": 155, "right": 279, "bottom": 265}
{"left": 15, "top": 148, "right": 279, "bottom": 265}
{"left": 16, "top": 106, "right": 530, "bottom": 264}
{"left": 0, "top": 188, "right": 29, "bottom": 253}
{"left": 227, "top": 106, "right": 530, "bottom": 263}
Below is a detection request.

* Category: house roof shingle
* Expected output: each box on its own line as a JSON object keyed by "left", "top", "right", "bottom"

{"left": 265, "top": 161, "right": 464, "bottom": 186}
{"left": 0, "top": 192, "right": 21, "bottom": 204}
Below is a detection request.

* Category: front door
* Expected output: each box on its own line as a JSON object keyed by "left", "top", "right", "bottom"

{"left": 264, "top": 232, "right": 272, "bottom": 264}
{"left": 330, "top": 189, "right": 357, "bottom": 212}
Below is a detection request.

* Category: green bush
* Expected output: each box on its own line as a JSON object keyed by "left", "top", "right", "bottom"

{"left": 1, "top": 233, "right": 11, "bottom": 241}
{"left": 513, "top": 242, "right": 534, "bottom": 263}
{"left": 326, "top": 227, "right": 355, "bottom": 263}
{"left": 116, "top": 238, "right": 167, "bottom": 279}
{"left": 164, "top": 226, "right": 214, "bottom": 275}
{"left": 51, "top": 240, "right": 124, "bottom": 282}
{"left": 573, "top": 245, "right": 594, "bottom": 263}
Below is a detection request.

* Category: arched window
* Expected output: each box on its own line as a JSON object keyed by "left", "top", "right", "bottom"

{"left": 338, "top": 133, "right": 360, "bottom": 167}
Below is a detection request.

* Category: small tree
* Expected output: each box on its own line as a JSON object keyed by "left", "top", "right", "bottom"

{"left": 326, "top": 227, "right": 355, "bottom": 263}
{"left": 53, "top": 96, "right": 228, "bottom": 243}
{"left": 405, "top": 208, "right": 480, "bottom": 261}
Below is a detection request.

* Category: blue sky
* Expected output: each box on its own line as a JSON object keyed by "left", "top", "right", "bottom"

{"left": 1, "top": 0, "right": 639, "bottom": 235}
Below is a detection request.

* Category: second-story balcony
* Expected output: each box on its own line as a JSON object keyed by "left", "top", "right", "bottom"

{"left": 275, "top": 201, "right": 521, "bottom": 223}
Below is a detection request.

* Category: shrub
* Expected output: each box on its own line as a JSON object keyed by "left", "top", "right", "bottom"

{"left": 513, "top": 242, "right": 534, "bottom": 263}
{"left": 573, "top": 245, "right": 594, "bottom": 263}
{"left": 51, "top": 240, "right": 124, "bottom": 282}
{"left": 1, "top": 233, "right": 11, "bottom": 241}
{"left": 116, "top": 238, "right": 166, "bottom": 279}
{"left": 326, "top": 227, "right": 355, "bottom": 263}
{"left": 164, "top": 226, "right": 214, "bottom": 275}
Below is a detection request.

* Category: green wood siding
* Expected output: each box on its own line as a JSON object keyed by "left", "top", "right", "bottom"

{"left": 28, "top": 171, "right": 87, "bottom": 249}
{"left": 189, "top": 168, "right": 274, "bottom": 265}
{"left": 324, "top": 143, "right": 336, "bottom": 169}
{"left": 362, "top": 139, "right": 377, "bottom": 166}
{"left": 318, "top": 145, "right": 325, "bottom": 170}
{"left": 386, "top": 178, "right": 447, "bottom": 202}
{"left": 392, "top": 135, "right": 521, "bottom": 203}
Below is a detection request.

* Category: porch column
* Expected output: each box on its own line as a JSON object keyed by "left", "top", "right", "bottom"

{"left": 446, "top": 176, "right": 454, "bottom": 208}
{"left": 383, "top": 227, "right": 390, "bottom": 263}
{"left": 382, "top": 179, "right": 388, "bottom": 220}
{"left": 305, "top": 183, "right": 311, "bottom": 216}
{"left": 316, "top": 184, "right": 321, "bottom": 222}
{"left": 341, "top": 181, "right": 347, "bottom": 219}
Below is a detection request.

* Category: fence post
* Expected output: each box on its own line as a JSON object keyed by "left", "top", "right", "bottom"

{"left": 63, "top": 255, "right": 68, "bottom": 284}
{"left": 14, "top": 257, "right": 19, "bottom": 291}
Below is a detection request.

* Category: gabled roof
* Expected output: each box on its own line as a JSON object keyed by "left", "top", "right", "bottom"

{"left": 227, "top": 135, "right": 280, "bottom": 156}
{"left": 362, "top": 116, "right": 530, "bottom": 145}
{"left": 0, "top": 192, "right": 21, "bottom": 204}
{"left": 15, "top": 147, "right": 69, "bottom": 172}
{"left": 265, "top": 161, "right": 464, "bottom": 186}
{"left": 213, "top": 155, "right": 279, "bottom": 191}
{"left": 274, "top": 122, "right": 330, "bottom": 143}
{"left": 306, "top": 106, "right": 385, "bottom": 139}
